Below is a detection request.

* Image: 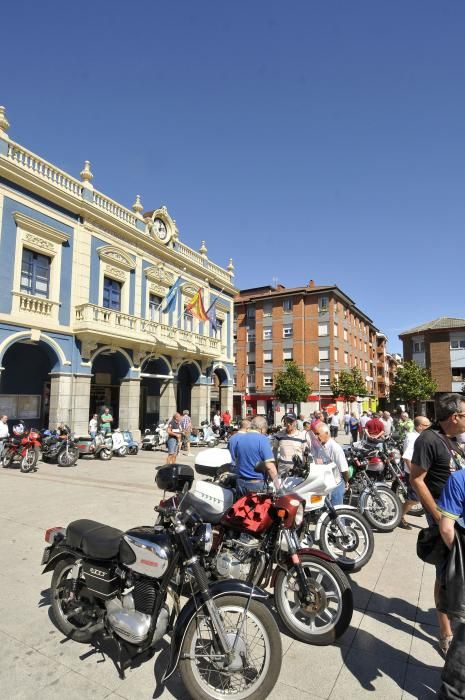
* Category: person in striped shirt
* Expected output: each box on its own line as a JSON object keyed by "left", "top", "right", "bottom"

{"left": 273, "top": 413, "right": 307, "bottom": 475}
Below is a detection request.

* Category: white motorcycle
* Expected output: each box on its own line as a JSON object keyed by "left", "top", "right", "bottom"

{"left": 111, "top": 429, "right": 128, "bottom": 457}
{"left": 141, "top": 421, "right": 169, "bottom": 451}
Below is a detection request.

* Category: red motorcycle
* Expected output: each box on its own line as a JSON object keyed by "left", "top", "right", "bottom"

{"left": 158, "top": 464, "right": 353, "bottom": 646}
{"left": 2, "top": 423, "right": 41, "bottom": 473}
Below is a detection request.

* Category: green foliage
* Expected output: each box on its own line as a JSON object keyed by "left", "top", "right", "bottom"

{"left": 273, "top": 361, "right": 311, "bottom": 405}
{"left": 331, "top": 367, "right": 368, "bottom": 401}
{"left": 390, "top": 361, "right": 437, "bottom": 404}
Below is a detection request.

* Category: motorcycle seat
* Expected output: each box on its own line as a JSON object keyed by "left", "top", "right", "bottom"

{"left": 66, "top": 519, "right": 123, "bottom": 559}
{"left": 181, "top": 492, "right": 224, "bottom": 524}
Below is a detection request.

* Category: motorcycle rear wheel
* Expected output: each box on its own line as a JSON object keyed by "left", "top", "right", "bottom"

{"left": 392, "top": 482, "right": 424, "bottom": 517}
{"left": 179, "top": 594, "right": 281, "bottom": 700}
{"left": 51, "top": 557, "right": 96, "bottom": 643}
{"left": 20, "top": 447, "right": 39, "bottom": 473}
{"left": 362, "top": 485, "right": 402, "bottom": 531}
{"left": 57, "top": 447, "right": 79, "bottom": 467}
{"left": 318, "top": 510, "right": 374, "bottom": 573}
{"left": 274, "top": 555, "right": 353, "bottom": 645}
{"left": 99, "top": 448, "right": 112, "bottom": 460}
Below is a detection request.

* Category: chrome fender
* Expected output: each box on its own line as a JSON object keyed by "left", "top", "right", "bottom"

{"left": 314, "top": 504, "right": 359, "bottom": 542}
{"left": 162, "top": 579, "right": 268, "bottom": 682}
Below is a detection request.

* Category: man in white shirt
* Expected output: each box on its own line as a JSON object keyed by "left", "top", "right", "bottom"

{"left": 360, "top": 411, "right": 370, "bottom": 429}
{"left": 399, "top": 415, "right": 431, "bottom": 529}
{"left": 213, "top": 410, "right": 221, "bottom": 433}
{"left": 0, "top": 415, "right": 9, "bottom": 441}
{"left": 314, "top": 422, "right": 349, "bottom": 505}
{"left": 380, "top": 410, "right": 394, "bottom": 437}
{"left": 329, "top": 411, "right": 340, "bottom": 438}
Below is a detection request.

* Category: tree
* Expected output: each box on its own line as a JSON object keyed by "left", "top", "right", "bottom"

{"left": 331, "top": 368, "right": 368, "bottom": 404}
{"left": 390, "top": 361, "right": 437, "bottom": 414}
{"left": 273, "top": 361, "right": 311, "bottom": 407}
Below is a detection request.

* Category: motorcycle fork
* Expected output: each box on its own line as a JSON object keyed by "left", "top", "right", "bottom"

{"left": 325, "top": 496, "right": 350, "bottom": 536}
{"left": 281, "top": 529, "right": 313, "bottom": 605}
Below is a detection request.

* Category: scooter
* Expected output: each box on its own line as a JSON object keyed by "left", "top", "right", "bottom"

{"left": 189, "top": 421, "right": 219, "bottom": 448}
{"left": 111, "top": 429, "right": 128, "bottom": 457}
{"left": 75, "top": 431, "right": 112, "bottom": 460}
{"left": 141, "top": 421, "right": 168, "bottom": 451}
{"left": 121, "top": 430, "right": 139, "bottom": 455}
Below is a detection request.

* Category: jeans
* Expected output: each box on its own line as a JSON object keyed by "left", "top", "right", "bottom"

{"left": 330, "top": 480, "right": 346, "bottom": 507}
{"left": 236, "top": 477, "right": 265, "bottom": 499}
{"left": 330, "top": 426, "right": 339, "bottom": 438}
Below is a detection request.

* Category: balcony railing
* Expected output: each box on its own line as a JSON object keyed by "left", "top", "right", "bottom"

{"left": 14, "top": 291, "right": 59, "bottom": 317}
{"left": 74, "top": 303, "right": 222, "bottom": 356}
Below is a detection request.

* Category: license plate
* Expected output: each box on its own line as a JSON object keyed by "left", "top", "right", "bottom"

{"left": 41, "top": 546, "right": 51, "bottom": 565}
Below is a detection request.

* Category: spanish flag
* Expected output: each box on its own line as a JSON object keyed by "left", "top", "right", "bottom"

{"left": 186, "top": 288, "right": 209, "bottom": 322}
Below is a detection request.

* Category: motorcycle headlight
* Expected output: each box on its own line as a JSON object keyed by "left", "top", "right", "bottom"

{"left": 294, "top": 503, "right": 304, "bottom": 528}
{"left": 196, "top": 523, "right": 213, "bottom": 554}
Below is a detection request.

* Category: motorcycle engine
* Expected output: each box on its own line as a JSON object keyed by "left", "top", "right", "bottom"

{"left": 213, "top": 532, "right": 260, "bottom": 580}
{"left": 105, "top": 576, "right": 168, "bottom": 646}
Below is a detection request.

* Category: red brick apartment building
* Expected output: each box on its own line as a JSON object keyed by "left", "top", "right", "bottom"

{"left": 233, "top": 281, "right": 384, "bottom": 420}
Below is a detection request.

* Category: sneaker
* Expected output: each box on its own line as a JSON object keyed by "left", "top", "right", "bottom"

{"left": 439, "top": 635, "right": 453, "bottom": 657}
{"left": 399, "top": 519, "right": 412, "bottom": 530}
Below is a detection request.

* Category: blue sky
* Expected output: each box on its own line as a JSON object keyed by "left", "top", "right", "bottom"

{"left": 4, "top": 1, "right": 465, "bottom": 353}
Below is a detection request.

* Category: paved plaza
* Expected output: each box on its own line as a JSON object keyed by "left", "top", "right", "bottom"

{"left": 0, "top": 444, "right": 444, "bottom": 699}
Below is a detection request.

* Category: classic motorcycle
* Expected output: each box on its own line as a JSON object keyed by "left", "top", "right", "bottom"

{"left": 172, "top": 450, "right": 354, "bottom": 645}
{"left": 381, "top": 438, "right": 424, "bottom": 517}
{"left": 41, "top": 463, "right": 282, "bottom": 699}
{"left": 343, "top": 443, "right": 403, "bottom": 531}
{"left": 40, "top": 427, "right": 79, "bottom": 467}
{"left": 2, "top": 423, "right": 41, "bottom": 472}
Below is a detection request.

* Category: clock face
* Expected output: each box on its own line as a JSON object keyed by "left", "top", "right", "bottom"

{"left": 153, "top": 217, "right": 169, "bottom": 241}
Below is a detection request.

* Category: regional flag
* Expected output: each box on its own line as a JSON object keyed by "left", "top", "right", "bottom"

{"left": 162, "top": 275, "right": 185, "bottom": 313}
{"left": 186, "top": 288, "right": 209, "bottom": 322}
{"left": 206, "top": 298, "right": 218, "bottom": 332}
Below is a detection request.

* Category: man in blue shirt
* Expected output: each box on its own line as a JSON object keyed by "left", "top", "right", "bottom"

{"left": 228, "top": 415, "right": 277, "bottom": 497}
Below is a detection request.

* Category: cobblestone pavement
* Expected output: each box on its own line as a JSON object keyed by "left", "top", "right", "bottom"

{"left": 0, "top": 441, "right": 443, "bottom": 699}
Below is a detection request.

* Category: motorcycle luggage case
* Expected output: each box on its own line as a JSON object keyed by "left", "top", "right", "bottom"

{"left": 82, "top": 560, "right": 119, "bottom": 599}
{"left": 194, "top": 447, "right": 233, "bottom": 477}
{"left": 155, "top": 464, "right": 194, "bottom": 492}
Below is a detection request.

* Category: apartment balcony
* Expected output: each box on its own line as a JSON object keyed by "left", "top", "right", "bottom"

{"left": 74, "top": 303, "right": 222, "bottom": 358}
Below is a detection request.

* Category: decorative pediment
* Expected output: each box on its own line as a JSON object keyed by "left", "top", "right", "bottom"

{"left": 14, "top": 212, "right": 69, "bottom": 247}
{"left": 144, "top": 264, "right": 175, "bottom": 286}
{"left": 97, "top": 246, "right": 136, "bottom": 271}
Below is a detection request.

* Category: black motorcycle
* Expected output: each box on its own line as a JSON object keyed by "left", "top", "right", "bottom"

{"left": 41, "top": 463, "right": 282, "bottom": 699}
{"left": 41, "top": 427, "right": 79, "bottom": 467}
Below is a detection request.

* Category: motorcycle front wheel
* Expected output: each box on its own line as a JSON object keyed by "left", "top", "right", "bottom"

{"left": 362, "top": 485, "right": 402, "bottom": 531}
{"left": 57, "top": 447, "right": 79, "bottom": 467}
{"left": 274, "top": 554, "right": 353, "bottom": 645}
{"left": 20, "top": 447, "right": 39, "bottom": 473}
{"left": 318, "top": 510, "right": 374, "bottom": 572}
{"left": 392, "top": 482, "right": 424, "bottom": 517}
{"left": 2, "top": 448, "right": 14, "bottom": 468}
{"left": 99, "top": 448, "right": 112, "bottom": 461}
{"left": 179, "top": 594, "right": 282, "bottom": 700}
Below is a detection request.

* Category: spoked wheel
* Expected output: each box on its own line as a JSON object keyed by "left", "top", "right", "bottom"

{"left": 362, "top": 485, "right": 402, "bottom": 531}
{"left": 20, "top": 447, "right": 38, "bottom": 473}
{"left": 318, "top": 510, "right": 375, "bottom": 572}
{"left": 274, "top": 554, "right": 353, "bottom": 645}
{"left": 392, "top": 482, "right": 424, "bottom": 517}
{"left": 50, "top": 557, "right": 98, "bottom": 642}
{"left": 179, "top": 594, "right": 282, "bottom": 700}
{"left": 2, "top": 448, "right": 14, "bottom": 468}
{"left": 57, "top": 447, "right": 79, "bottom": 467}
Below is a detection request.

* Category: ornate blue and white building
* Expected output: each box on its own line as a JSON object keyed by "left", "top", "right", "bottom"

{"left": 0, "top": 107, "right": 235, "bottom": 436}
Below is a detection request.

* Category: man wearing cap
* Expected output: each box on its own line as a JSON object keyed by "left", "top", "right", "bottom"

{"left": 273, "top": 412, "right": 308, "bottom": 474}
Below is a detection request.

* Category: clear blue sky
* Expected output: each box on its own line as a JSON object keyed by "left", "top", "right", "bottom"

{"left": 4, "top": 0, "right": 465, "bottom": 353}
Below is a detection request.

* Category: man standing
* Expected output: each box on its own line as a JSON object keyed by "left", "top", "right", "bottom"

{"left": 380, "top": 410, "right": 393, "bottom": 438}
{"left": 411, "top": 393, "right": 465, "bottom": 657}
{"left": 99, "top": 406, "right": 113, "bottom": 435}
{"left": 397, "top": 411, "right": 414, "bottom": 440}
{"left": 222, "top": 409, "right": 232, "bottom": 427}
{"left": 0, "top": 415, "right": 9, "bottom": 442}
{"left": 166, "top": 412, "right": 182, "bottom": 464}
{"left": 228, "top": 415, "right": 278, "bottom": 497}
{"left": 213, "top": 409, "right": 221, "bottom": 433}
{"left": 314, "top": 422, "right": 349, "bottom": 505}
{"left": 273, "top": 413, "right": 307, "bottom": 474}
{"left": 180, "top": 409, "right": 192, "bottom": 456}
{"left": 399, "top": 415, "right": 431, "bottom": 529}
{"left": 344, "top": 412, "right": 351, "bottom": 435}
{"left": 88, "top": 413, "right": 98, "bottom": 438}
{"left": 228, "top": 418, "right": 251, "bottom": 464}
{"left": 360, "top": 411, "right": 370, "bottom": 431}
{"left": 329, "top": 411, "right": 340, "bottom": 438}
{"left": 364, "top": 411, "right": 385, "bottom": 446}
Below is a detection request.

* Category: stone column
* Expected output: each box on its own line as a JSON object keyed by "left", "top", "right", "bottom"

{"left": 159, "top": 380, "right": 177, "bottom": 422}
{"left": 191, "top": 383, "right": 210, "bottom": 427}
{"left": 72, "top": 375, "right": 92, "bottom": 436}
{"left": 119, "top": 378, "right": 141, "bottom": 440}
{"left": 220, "top": 384, "right": 234, "bottom": 415}
{"left": 49, "top": 374, "right": 74, "bottom": 428}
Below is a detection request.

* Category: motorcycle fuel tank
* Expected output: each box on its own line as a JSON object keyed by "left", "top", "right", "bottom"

{"left": 121, "top": 526, "right": 172, "bottom": 578}
{"left": 221, "top": 493, "right": 275, "bottom": 534}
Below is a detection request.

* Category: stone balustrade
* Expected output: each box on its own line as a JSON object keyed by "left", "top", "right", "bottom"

{"left": 16, "top": 292, "right": 57, "bottom": 316}
{"left": 7, "top": 142, "right": 84, "bottom": 197}
{"left": 74, "top": 303, "right": 222, "bottom": 357}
